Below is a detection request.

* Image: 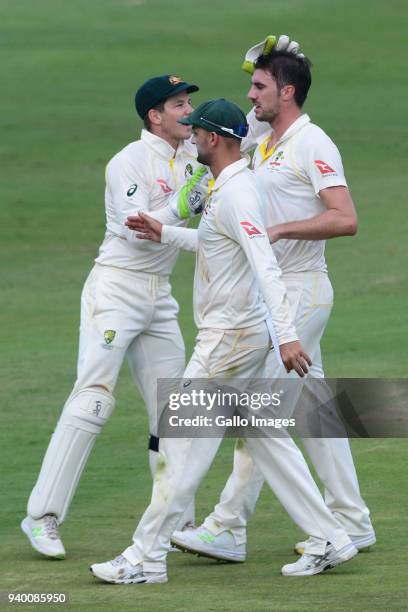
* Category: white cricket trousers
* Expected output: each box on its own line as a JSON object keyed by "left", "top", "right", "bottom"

{"left": 28, "top": 263, "right": 185, "bottom": 523}
{"left": 75, "top": 264, "right": 185, "bottom": 433}
{"left": 204, "top": 271, "right": 374, "bottom": 544}
{"left": 123, "top": 321, "right": 352, "bottom": 573}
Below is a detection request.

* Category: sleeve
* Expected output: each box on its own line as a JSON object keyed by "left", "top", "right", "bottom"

{"left": 145, "top": 202, "right": 184, "bottom": 226}
{"left": 105, "top": 153, "right": 153, "bottom": 242}
{"left": 161, "top": 226, "right": 198, "bottom": 252}
{"left": 141, "top": 167, "right": 210, "bottom": 224}
{"left": 302, "top": 132, "right": 348, "bottom": 195}
{"left": 240, "top": 107, "right": 271, "bottom": 154}
{"left": 217, "top": 183, "right": 298, "bottom": 345}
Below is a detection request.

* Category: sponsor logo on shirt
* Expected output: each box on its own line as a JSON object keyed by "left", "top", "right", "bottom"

{"left": 314, "top": 160, "right": 337, "bottom": 176}
{"left": 156, "top": 179, "right": 173, "bottom": 193}
{"left": 240, "top": 221, "right": 264, "bottom": 238}
{"left": 126, "top": 183, "right": 138, "bottom": 196}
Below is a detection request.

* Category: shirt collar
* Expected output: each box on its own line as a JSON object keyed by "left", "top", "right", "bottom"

{"left": 141, "top": 129, "right": 186, "bottom": 160}
{"left": 256, "top": 113, "right": 311, "bottom": 147}
{"left": 212, "top": 157, "right": 250, "bottom": 191}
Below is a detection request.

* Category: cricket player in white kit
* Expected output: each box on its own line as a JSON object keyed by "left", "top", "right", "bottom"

{"left": 90, "top": 99, "right": 359, "bottom": 584}
{"left": 170, "top": 47, "right": 376, "bottom": 562}
{"left": 21, "top": 75, "right": 201, "bottom": 559}
{"left": 20, "top": 36, "right": 310, "bottom": 560}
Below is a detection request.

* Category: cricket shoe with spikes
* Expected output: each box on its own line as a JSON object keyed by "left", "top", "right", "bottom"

{"left": 21, "top": 515, "right": 65, "bottom": 559}
{"left": 169, "top": 522, "right": 196, "bottom": 553}
{"left": 90, "top": 555, "right": 168, "bottom": 584}
{"left": 282, "top": 542, "right": 358, "bottom": 576}
{"left": 294, "top": 531, "right": 376, "bottom": 555}
{"left": 171, "top": 526, "right": 246, "bottom": 562}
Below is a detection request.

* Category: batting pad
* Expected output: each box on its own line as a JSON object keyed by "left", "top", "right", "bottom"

{"left": 27, "top": 387, "right": 115, "bottom": 523}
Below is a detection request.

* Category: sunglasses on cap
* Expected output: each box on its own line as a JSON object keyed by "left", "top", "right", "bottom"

{"left": 199, "top": 117, "right": 249, "bottom": 139}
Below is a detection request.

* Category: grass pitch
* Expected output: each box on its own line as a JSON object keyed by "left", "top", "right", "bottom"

{"left": 1, "top": 0, "right": 407, "bottom": 610}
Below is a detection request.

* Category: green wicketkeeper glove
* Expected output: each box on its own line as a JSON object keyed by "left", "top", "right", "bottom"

{"left": 170, "top": 166, "right": 210, "bottom": 220}
{"left": 242, "top": 34, "right": 304, "bottom": 75}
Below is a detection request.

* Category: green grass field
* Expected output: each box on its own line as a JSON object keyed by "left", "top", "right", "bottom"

{"left": 1, "top": 0, "right": 407, "bottom": 609}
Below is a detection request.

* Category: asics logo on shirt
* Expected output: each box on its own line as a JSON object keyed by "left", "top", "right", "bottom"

{"left": 127, "top": 184, "right": 138, "bottom": 196}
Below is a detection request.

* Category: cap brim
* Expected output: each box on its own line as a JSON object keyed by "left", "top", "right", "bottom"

{"left": 172, "top": 83, "right": 199, "bottom": 98}
{"left": 178, "top": 115, "right": 195, "bottom": 126}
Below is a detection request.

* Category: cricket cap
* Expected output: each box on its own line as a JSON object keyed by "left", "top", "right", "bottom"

{"left": 178, "top": 98, "right": 249, "bottom": 139}
{"left": 135, "top": 75, "right": 199, "bottom": 119}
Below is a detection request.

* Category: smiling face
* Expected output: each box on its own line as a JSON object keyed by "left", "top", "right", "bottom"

{"left": 148, "top": 91, "right": 193, "bottom": 147}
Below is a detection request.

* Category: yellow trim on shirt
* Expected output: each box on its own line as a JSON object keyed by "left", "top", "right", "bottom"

{"left": 169, "top": 157, "right": 179, "bottom": 190}
{"left": 258, "top": 135, "right": 276, "bottom": 164}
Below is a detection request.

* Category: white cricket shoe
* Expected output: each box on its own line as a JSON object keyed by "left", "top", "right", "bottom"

{"left": 171, "top": 526, "right": 246, "bottom": 562}
{"left": 169, "top": 522, "right": 196, "bottom": 553}
{"left": 21, "top": 515, "right": 65, "bottom": 559}
{"left": 294, "top": 531, "right": 376, "bottom": 555}
{"left": 282, "top": 542, "right": 358, "bottom": 576}
{"left": 90, "top": 555, "right": 168, "bottom": 584}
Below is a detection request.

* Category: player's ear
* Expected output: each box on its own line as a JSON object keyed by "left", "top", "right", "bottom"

{"left": 148, "top": 107, "right": 162, "bottom": 127}
{"left": 280, "top": 84, "right": 295, "bottom": 102}
{"left": 209, "top": 132, "right": 219, "bottom": 147}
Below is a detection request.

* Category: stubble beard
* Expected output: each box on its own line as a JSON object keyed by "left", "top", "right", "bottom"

{"left": 255, "top": 98, "right": 281, "bottom": 124}
{"left": 197, "top": 150, "right": 211, "bottom": 166}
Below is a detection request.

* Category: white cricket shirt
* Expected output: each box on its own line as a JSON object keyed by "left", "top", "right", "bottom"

{"left": 164, "top": 158, "right": 297, "bottom": 344}
{"left": 95, "top": 129, "right": 197, "bottom": 274}
{"left": 251, "top": 114, "right": 348, "bottom": 274}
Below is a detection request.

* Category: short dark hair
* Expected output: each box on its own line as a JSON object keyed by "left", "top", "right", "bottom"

{"left": 143, "top": 100, "right": 166, "bottom": 130}
{"left": 254, "top": 50, "right": 312, "bottom": 108}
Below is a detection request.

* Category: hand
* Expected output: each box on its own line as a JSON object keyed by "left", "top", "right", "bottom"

{"left": 267, "top": 224, "right": 283, "bottom": 244}
{"left": 176, "top": 165, "right": 209, "bottom": 219}
{"left": 126, "top": 212, "right": 163, "bottom": 243}
{"left": 242, "top": 34, "right": 304, "bottom": 75}
{"left": 279, "top": 341, "right": 312, "bottom": 377}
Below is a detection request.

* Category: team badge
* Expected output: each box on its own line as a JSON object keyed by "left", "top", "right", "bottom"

{"left": 269, "top": 150, "right": 285, "bottom": 167}
{"left": 169, "top": 75, "right": 183, "bottom": 85}
{"left": 203, "top": 195, "right": 213, "bottom": 215}
{"left": 185, "top": 163, "right": 193, "bottom": 178}
{"left": 104, "top": 330, "right": 116, "bottom": 345}
{"left": 127, "top": 184, "right": 138, "bottom": 196}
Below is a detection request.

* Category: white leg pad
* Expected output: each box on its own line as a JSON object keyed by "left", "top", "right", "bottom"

{"left": 28, "top": 388, "right": 115, "bottom": 523}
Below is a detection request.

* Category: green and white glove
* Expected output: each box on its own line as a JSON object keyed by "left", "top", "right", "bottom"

{"left": 242, "top": 34, "right": 304, "bottom": 75}
{"left": 169, "top": 166, "right": 210, "bottom": 220}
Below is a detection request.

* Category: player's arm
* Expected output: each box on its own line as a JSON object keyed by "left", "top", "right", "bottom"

{"left": 241, "top": 107, "right": 270, "bottom": 154}
{"left": 106, "top": 155, "right": 154, "bottom": 242}
{"left": 267, "top": 135, "right": 357, "bottom": 243}
{"left": 218, "top": 186, "right": 311, "bottom": 376}
{"left": 267, "top": 186, "right": 358, "bottom": 243}
{"left": 126, "top": 166, "right": 210, "bottom": 232}
{"left": 130, "top": 212, "right": 198, "bottom": 253}
{"left": 241, "top": 35, "right": 304, "bottom": 153}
